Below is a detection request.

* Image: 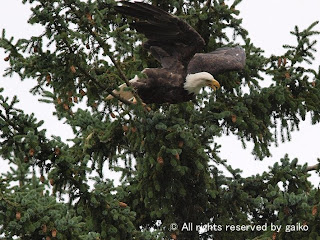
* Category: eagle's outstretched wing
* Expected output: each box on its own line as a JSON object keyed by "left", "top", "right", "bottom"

{"left": 187, "top": 46, "right": 246, "bottom": 75}
{"left": 115, "top": 1, "right": 205, "bottom": 71}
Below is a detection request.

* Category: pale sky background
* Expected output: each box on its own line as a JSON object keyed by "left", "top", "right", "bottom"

{"left": 0, "top": 0, "right": 320, "bottom": 185}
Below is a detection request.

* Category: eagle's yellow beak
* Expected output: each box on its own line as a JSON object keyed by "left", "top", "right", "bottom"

{"left": 207, "top": 79, "right": 220, "bottom": 90}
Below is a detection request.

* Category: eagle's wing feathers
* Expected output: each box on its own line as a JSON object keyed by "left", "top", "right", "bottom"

{"left": 115, "top": 1, "right": 205, "bottom": 69}
{"left": 187, "top": 46, "right": 246, "bottom": 75}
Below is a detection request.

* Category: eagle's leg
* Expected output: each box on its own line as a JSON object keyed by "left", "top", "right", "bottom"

{"left": 106, "top": 75, "right": 139, "bottom": 101}
{"left": 131, "top": 97, "right": 151, "bottom": 111}
{"left": 132, "top": 97, "right": 147, "bottom": 107}
{"left": 106, "top": 76, "right": 149, "bottom": 108}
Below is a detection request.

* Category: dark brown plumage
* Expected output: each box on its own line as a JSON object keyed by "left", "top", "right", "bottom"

{"left": 107, "top": 1, "right": 246, "bottom": 104}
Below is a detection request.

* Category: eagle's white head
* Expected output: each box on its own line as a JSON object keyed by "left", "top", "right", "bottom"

{"left": 184, "top": 72, "right": 220, "bottom": 94}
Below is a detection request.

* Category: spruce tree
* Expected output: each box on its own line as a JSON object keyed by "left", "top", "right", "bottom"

{"left": 1, "top": 0, "right": 320, "bottom": 239}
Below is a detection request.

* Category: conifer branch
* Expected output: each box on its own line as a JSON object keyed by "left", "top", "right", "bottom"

{"left": 46, "top": 3, "right": 136, "bottom": 106}
{"left": 0, "top": 192, "right": 20, "bottom": 207}
{"left": 76, "top": 65, "right": 135, "bottom": 106}
{"left": 67, "top": 3, "right": 144, "bottom": 106}
{"left": 307, "top": 163, "right": 319, "bottom": 172}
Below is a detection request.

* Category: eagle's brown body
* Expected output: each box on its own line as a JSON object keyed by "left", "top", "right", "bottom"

{"left": 109, "top": 1, "right": 246, "bottom": 104}
{"left": 131, "top": 69, "right": 190, "bottom": 104}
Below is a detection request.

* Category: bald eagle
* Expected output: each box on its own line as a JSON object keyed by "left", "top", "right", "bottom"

{"left": 107, "top": 1, "right": 246, "bottom": 104}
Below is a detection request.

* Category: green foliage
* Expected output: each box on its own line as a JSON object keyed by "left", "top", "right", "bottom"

{"left": 1, "top": 0, "right": 320, "bottom": 239}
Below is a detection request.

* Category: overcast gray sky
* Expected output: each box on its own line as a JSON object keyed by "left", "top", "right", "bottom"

{"left": 1, "top": 0, "right": 320, "bottom": 185}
